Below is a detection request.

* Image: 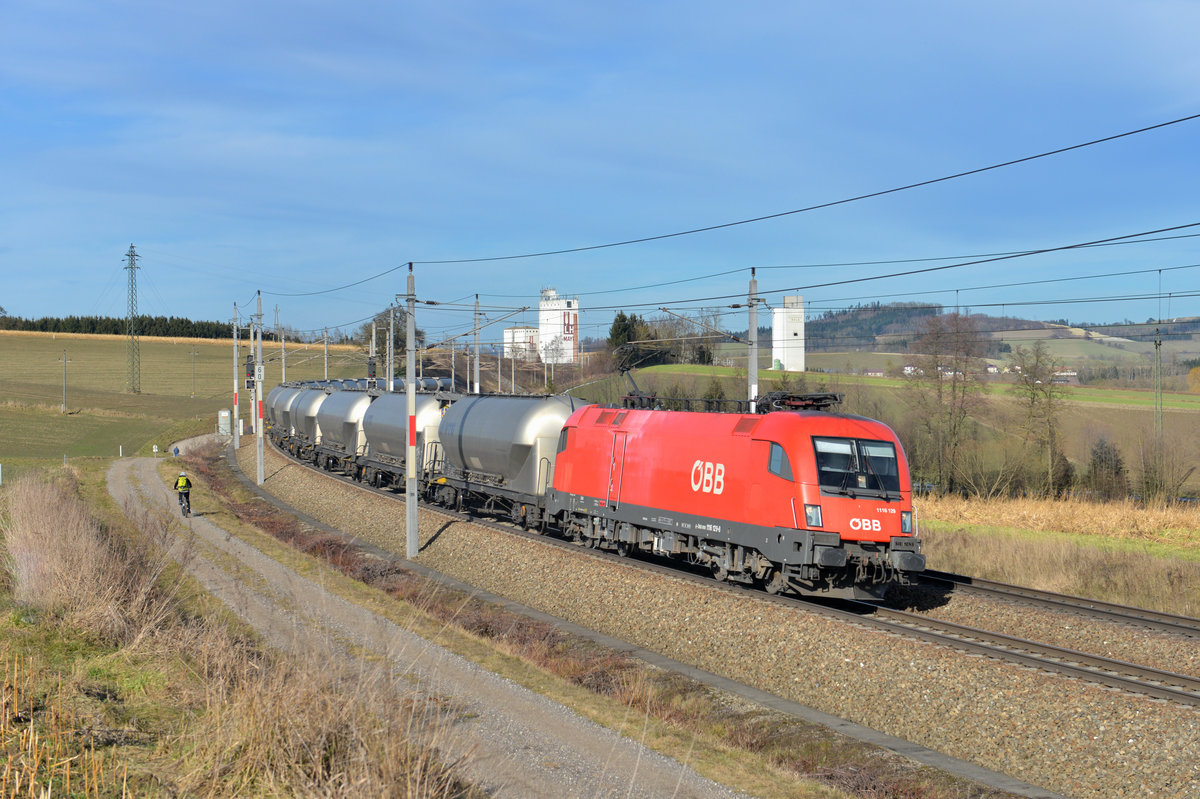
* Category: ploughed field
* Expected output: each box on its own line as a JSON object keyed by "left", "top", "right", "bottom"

{"left": 238, "top": 441, "right": 1200, "bottom": 799}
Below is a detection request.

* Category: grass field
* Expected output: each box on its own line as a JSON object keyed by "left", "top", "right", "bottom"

{"left": 0, "top": 330, "right": 364, "bottom": 476}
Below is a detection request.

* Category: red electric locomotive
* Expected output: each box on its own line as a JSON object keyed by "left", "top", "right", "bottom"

{"left": 545, "top": 395, "right": 924, "bottom": 598}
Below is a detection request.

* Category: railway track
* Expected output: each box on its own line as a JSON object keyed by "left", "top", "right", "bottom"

{"left": 278, "top": 440, "right": 1200, "bottom": 709}
{"left": 920, "top": 569, "right": 1200, "bottom": 638}
{"left": 827, "top": 598, "right": 1200, "bottom": 707}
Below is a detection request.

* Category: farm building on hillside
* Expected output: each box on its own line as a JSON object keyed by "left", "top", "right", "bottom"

{"left": 503, "top": 326, "right": 539, "bottom": 362}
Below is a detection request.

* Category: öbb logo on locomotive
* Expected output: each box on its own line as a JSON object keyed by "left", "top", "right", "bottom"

{"left": 689, "top": 460, "right": 725, "bottom": 494}
{"left": 848, "top": 517, "right": 882, "bottom": 532}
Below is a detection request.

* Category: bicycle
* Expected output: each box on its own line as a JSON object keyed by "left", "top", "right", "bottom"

{"left": 178, "top": 490, "right": 191, "bottom": 517}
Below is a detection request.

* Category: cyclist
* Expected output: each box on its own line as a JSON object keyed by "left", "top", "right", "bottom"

{"left": 175, "top": 471, "right": 192, "bottom": 516}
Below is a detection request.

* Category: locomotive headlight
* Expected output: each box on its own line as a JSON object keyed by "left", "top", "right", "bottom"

{"left": 804, "top": 504, "right": 823, "bottom": 528}
{"left": 901, "top": 511, "right": 913, "bottom": 534}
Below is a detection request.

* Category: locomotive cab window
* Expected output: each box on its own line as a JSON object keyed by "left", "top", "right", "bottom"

{"left": 813, "top": 437, "right": 900, "bottom": 496}
{"left": 767, "top": 442, "right": 793, "bottom": 480}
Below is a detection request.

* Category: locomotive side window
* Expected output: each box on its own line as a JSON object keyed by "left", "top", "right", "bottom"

{"left": 557, "top": 427, "right": 572, "bottom": 454}
{"left": 768, "top": 442, "right": 794, "bottom": 480}
{"left": 813, "top": 437, "right": 900, "bottom": 495}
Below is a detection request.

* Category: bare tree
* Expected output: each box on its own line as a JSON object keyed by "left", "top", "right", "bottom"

{"left": 905, "top": 313, "right": 986, "bottom": 493}
{"left": 1009, "top": 341, "right": 1068, "bottom": 495}
{"left": 1137, "top": 434, "right": 1195, "bottom": 501}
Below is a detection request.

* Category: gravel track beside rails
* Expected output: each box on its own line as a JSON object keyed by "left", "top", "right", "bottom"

{"left": 241, "top": 443, "right": 1200, "bottom": 799}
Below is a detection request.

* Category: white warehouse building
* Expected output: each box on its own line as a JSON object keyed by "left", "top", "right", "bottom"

{"left": 503, "top": 326, "right": 540, "bottom": 362}
{"left": 771, "top": 295, "right": 805, "bottom": 372}
{"left": 538, "top": 288, "right": 579, "bottom": 365}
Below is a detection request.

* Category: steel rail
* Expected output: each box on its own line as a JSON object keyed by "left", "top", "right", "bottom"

{"left": 837, "top": 601, "right": 1200, "bottom": 706}
{"left": 921, "top": 570, "right": 1200, "bottom": 638}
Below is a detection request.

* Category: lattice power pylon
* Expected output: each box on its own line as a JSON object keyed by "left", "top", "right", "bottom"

{"left": 125, "top": 243, "right": 141, "bottom": 393}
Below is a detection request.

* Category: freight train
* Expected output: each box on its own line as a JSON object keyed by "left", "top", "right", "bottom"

{"left": 264, "top": 381, "right": 924, "bottom": 598}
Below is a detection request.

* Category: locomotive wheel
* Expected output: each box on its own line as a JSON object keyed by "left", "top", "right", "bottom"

{"left": 710, "top": 562, "right": 728, "bottom": 582}
{"left": 763, "top": 569, "right": 786, "bottom": 595}
{"left": 615, "top": 541, "right": 630, "bottom": 557}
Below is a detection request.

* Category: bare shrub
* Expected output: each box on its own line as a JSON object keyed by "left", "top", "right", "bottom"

{"left": 177, "top": 639, "right": 478, "bottom": 798}
{"left": 2, "top": 475, "right": 179, "bottom": 644}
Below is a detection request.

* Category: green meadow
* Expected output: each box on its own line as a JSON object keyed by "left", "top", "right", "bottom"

{"left": 0, "top": 330, "right": 362, "bottom": 480}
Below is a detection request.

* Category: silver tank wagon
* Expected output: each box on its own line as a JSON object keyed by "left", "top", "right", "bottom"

{"left": 361, "top": 392, "right": 445, "bottom": 459}
{"left": 438, "top": 395, "right": 593, "bottom": 498}
{"left": 267, "top": 385, "right": 306, "bottom": 434}
{"left": 291, "top": 388, "right": 331, "bottom": 445}
{"left": 315, "top": 390, "right": 373, "bottom": 455}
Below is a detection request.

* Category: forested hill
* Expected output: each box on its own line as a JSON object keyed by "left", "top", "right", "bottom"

{"left": 0, "top": 314, "right": 233, "bottom": 339}
{"left": 806, "top": 302, "right": 941, "bottom": 350}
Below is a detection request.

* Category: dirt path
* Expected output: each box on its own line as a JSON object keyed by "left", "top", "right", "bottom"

{"left": 108, "top": 455, "right": 748, "bottom": 799}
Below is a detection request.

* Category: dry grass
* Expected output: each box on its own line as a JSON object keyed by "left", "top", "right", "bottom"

{"left": 1, "top": 473, "right": 180, "bottom": 646}
{"left": 921, "top": 525, "right": 1200, "bottom": 617}
{"left": 173, "top": 633, "right": 476, "bottom": 798}
{"left": 0, "top": 473, "right": 482, "bottom": 798}
{"left": 916, "top": 494, "right": 1200, "bottom": 616}
{"left": 0, "top": 647, "right": 134, "bottom": 798}
{"left": 918, "top": 493, "right": 1200, "bottom": 549}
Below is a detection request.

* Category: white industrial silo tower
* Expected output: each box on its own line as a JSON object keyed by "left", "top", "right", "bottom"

{"left": 538, "top": 288, "right": 579, "bottom": 364}
{"left": 771, "top": 295, "right": 805, "bottom": 372}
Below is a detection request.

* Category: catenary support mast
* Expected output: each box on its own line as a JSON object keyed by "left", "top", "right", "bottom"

{"left": 405, "top": 265, "right": 418, "bottom": 558}
{"left": 748, "top": 268, "right": 758, "bottom": 412}
{"left": 255, "top": 292, "right": 265, "bottom": 486}
{"left": 233, "top": 303, "right": 240, "bottom": 449}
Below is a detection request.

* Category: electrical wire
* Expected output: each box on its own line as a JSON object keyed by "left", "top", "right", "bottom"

{"left": 414, "top": 113, "right": 1200, "bottom": 265}
{"left": 209, "top": 113, "right": 1200, "bottom": 301}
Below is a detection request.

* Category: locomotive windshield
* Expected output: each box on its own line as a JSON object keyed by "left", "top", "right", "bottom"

{"left": 812, "top": 437, "right": 901, "bottom": 496}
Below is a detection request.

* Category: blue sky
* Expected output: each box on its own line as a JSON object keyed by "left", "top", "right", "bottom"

{"left": 3, "top": 1, "right": 1199, "bottom": 347}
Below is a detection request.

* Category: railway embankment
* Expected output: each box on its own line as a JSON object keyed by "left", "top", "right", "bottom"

{"left": 237, "top": 442, "right": 1200, "bottom": 799}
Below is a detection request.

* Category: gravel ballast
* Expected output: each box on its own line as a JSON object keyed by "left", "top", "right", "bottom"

{"left": 238, "top": 444, "right": 1200, "bottom": 799}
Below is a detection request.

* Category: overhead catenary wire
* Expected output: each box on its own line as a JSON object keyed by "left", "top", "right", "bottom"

{"left": 224, "top": 113, "right": 1200, "bottom": 303}
{"left": 413, "top": 114, "right": 1200, "bottom": 265}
